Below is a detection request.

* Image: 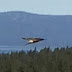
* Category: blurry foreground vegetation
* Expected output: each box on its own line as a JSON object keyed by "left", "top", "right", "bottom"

{"left": 0, "top": 46, "right": 72, "bottom": 72}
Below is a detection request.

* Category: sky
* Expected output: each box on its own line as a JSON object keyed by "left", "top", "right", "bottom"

{"left": 0, "top": 0, "right": 72, "bottom": 15}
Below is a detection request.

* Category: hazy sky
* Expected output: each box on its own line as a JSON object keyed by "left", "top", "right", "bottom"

{"left": 0, "top": 0, "right": 72, "bottom": 15}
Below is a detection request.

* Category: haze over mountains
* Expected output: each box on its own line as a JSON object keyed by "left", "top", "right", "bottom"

{"left": 0, "top": 11, "right": 72, "bottom": 47}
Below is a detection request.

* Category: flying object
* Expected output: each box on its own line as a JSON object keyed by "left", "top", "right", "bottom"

{"left": 22, "top": 37, "right": 44, "bottom": 45}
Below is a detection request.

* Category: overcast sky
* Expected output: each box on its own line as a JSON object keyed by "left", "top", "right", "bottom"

{"left": 0, "top": 0, "right": 72, "bottom": 15}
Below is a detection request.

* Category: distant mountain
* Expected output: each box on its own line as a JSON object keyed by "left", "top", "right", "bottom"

{"left": 0, "top": 11, "right": 72, "bottom": 47}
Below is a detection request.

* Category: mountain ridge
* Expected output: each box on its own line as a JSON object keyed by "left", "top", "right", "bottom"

{"left": 0, "top": 11, "right": 72, "bottom": 47}
{"left": 0, "top": 11, "right": 72, "bottom": 16}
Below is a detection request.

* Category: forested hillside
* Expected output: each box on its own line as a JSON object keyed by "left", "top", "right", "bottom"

{"left": 0, "top": 47, "right": 72, "bottom": 72}
{"left": 0, "top": 11, "right": 72, "bottom": 46}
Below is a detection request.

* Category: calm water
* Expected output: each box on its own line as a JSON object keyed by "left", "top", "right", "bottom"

{"left": 0, "top": 45, "right": 59, "bottom": 54}
{"left": 0, "top": 45, "right": 34, "bottom": 54}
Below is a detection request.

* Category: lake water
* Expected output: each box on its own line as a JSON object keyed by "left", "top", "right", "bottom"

{"left": 0, "top": 45, "right": 34, "bottom": 54}
{"left": 0, "top": 45, "right": 60, "bottom": 54}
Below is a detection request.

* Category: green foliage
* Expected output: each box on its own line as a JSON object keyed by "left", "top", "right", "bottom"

{"left": 0, "top": 47, "right": 72, "bottom": 72}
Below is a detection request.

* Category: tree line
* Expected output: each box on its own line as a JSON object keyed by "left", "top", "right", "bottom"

{"left": 0, "top": 46, "right": 72, "bottom": 72}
